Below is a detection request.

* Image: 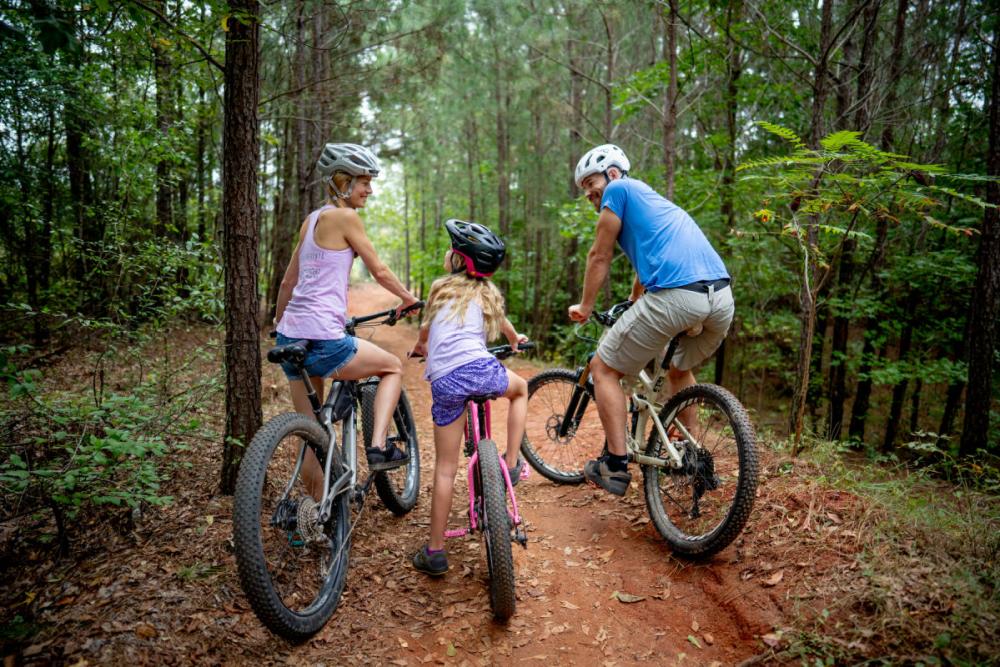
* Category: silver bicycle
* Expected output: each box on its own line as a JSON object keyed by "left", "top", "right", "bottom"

{"left": 522, "top": 300, "right": 759, "bottom": 558}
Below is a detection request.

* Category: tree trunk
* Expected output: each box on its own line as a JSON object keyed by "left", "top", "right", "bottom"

{"left": 662, "top": 0, "right": 678, "bottom": 199}
{"left": 220, "top": 0, "right": 262, "bottom": 494}
{"left": 566, "top": 29, "right": 582, "bottom": 300}
{"left": 883, "top": 292, "right": 918, "bottom": 451}
{"left": 266, "top": 117, "right": 296, "bottom": 319}
{"left": 153, "top": 0, "right": 174, "bottom": 237}
{"left": 853, "top": 0, "right": 882, "bottom": 138}
{"left": 880, "top": 0, "right": 908, "bottom": 150}
{"left": 827, "top": 239, "right": 854, "bottom": 439}
{"left": 960, "top": 23, "right": 1000, "bottom": 456}
{"left": 720, "top": 0, "right": 743, "bottom": 229}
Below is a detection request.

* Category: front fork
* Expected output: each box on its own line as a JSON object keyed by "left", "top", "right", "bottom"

{"left": 558, "top": 358, "right": 594, "bottom": 438}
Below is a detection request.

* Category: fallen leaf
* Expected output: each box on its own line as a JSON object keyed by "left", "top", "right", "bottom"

{"left": 599, "top": 549, "right": 614, "bottom": 562}
{"left": 135, "top": 623, "right": 157, "bottom": 639}
{"left": 762, "top": 632, "right": 783, "bottom": 648}
{"left": 561, "top": 600, "right": 579, "bottom": 610}
{"left": 687, "top": 635, "right": 702, "bottom": 649}
{"left": 691, "top": 620, "right": 700, "bottom": 632}
{"left": 763, "top": 571, "right": 784, "bottom": 587}
{"left": 398, "top": 638, "right": 408, "bottom": 648}
{"left": 446, "top": 642, "right": 456, "bottom": 657}
{"left": 611, "top": 591, "right": 645, "bottom": 603}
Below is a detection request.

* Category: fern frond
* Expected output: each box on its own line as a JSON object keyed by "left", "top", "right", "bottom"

{"left": 755, "top": 121, "right": 807, "bottom": 149}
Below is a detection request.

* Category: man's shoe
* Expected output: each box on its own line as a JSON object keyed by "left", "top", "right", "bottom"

{"left": 367, "top": 441, "right": 409, "bottom": 471}
{"left": 584, "top": 458, "right": 632, "bottom": 496}
{"left": 412, "top": 545, "right": 449, "bottom": 576}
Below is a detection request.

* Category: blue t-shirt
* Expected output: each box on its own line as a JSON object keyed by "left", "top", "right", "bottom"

{"left": 601, "top": 178, "right": 729, "bottom": 291}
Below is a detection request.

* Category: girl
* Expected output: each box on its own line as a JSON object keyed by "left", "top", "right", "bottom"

{"left": 274, "top": 143, "right": 420, "bottom": 503}
{"left": 409, "top": 219, "right": 529, "bottom": 576}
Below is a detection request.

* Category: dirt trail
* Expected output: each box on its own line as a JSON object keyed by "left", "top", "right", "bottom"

{"left": 4, "top": 283, "right": 805, "bottom": 666}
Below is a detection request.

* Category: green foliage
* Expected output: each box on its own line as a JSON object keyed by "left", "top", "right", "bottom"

{"left": 0, "top": 336, "right": 220, "bottom": 549}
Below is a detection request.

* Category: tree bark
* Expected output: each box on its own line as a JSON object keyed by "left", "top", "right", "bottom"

{"left": 880, "top": 0, "right": 908, "bottom": 150}
{"left": 220, "top": 0, "right": 262, "bottom": 494}
{"left": 661, "top": 0, "right": 678, "bottom": 199}
{"left": 959, "top": 23, "right": 1000, "bottom": 456}
{"left": 153, "top": 0, "right": 175, "bottom": 237}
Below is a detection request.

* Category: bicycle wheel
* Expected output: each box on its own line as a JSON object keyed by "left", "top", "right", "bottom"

{"left": 358, "top": 381, "right": 420, "bottom": 515}
{"left": 233, "top": 412, "right": 351, "bottom": 640}
{"left": 641, "top": 384, "right": 758, "bottom": 558}
{"left": 475, "top": 438, "right": 516, "bottom": 621}
{"left": 522, "top": 369, "right": 605, "bottom": 484}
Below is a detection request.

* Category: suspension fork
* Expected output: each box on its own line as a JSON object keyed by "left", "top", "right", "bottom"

{"left": 558, "top": 357, "right": 593, "bottom": 438}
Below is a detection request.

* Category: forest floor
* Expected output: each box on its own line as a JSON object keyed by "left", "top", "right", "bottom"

{"left": 5, "top": 283, "right": 981, "bottom": 666}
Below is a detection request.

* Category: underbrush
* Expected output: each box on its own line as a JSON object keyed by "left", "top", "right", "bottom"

{"left": 0, "top": 326, "right": 222, "bottom": 558}
{"left": 781, "top": 439, "right": 1000, "bottom": 665}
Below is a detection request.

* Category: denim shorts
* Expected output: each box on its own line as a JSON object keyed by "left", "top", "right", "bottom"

{"left": 275, "top": 333, "right": 358, "bottom": 380}
{"left": 430, "top": 357, "right": 509, "bottom": 426}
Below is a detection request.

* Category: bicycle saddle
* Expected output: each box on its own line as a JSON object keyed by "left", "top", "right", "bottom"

{"left": 467, "top": 393, "right": 500, "bottom": 404}
{"left": 267, "top": 342, "right": 308, "bottom": 364}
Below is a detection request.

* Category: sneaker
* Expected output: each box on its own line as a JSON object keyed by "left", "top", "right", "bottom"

{"left": 508, "top": 457, "right": 528, "bottom": 487}
{"left": 411, "top": 544, "right": 449, "bottom": 576}
{"left": 367, "top": 441, "right": 409, "bottom": 471}
{"left": 584, "top": 457, "right": 632, "bottom": 496}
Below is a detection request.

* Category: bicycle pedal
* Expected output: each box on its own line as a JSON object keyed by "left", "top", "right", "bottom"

{"left": 514, "top": 527, "right": 528, "bottom": 548}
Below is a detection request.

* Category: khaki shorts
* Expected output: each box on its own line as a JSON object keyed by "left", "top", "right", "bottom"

{"left": 597, "top": 285, "right": 734, "bottom": 376}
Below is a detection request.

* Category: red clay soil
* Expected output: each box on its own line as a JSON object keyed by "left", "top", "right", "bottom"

{"left": 1, "top": 283, "right": 861, "bottom": 666}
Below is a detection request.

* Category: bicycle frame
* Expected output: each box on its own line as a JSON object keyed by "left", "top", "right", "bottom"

{"left": 273, "top": 301, "right": 423, "bottom": 528}
{"left": 444, "top": 398, "right": 525, "bottom": 541}
{"left": 562, "top": 324, "right": 695, "bottom": 470}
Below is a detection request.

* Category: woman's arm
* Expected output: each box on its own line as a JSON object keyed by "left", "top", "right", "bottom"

{"left": 274, "top": 219, "right": 308, "bottom": 325}
{"left": 343, "top": 211, "right": 419, "bottom": 308}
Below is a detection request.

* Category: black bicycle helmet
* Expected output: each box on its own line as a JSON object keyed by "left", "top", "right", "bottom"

{"left": 444, "top": 219, "right": 506, "bottom": 278}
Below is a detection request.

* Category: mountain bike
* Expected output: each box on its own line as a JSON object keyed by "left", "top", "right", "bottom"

{"left": 232, "top": 303, "right": 422, "bottom": 640}
{"left": 440, "top": 342, "right": 533, "bottom": 621}
{"left": 522, "top": 301, "right": 758, "bottom": 558}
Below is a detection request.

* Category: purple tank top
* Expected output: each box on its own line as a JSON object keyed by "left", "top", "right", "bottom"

{"left": 425, "top": 299, "right": 493, "bottom": 382}
{"left": 276, "top": 205, "right": 355, "bottom": 340}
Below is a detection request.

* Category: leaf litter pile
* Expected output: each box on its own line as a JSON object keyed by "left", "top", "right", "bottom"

{"left": 4, "top": 283, "right": 960, "bottom": 665}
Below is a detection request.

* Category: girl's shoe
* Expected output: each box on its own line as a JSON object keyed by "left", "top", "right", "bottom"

{"left": 412, "top": 545, "right": 449, "bottom": 576}
{"left": 508, "top": 457, "right": 528, "bottom": 487}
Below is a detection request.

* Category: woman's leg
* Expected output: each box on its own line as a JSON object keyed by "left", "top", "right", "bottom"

{"left": 501, "top": 370, "right": 528, "bottom": 470}
{"left": 428, "top": 414, "right": 467, "bottom": 551}
{"left": 288, "top": 376, "right": 326, "bottom": 500}
{"left": 333, "top": 338, "right": 403, "bottom": 450}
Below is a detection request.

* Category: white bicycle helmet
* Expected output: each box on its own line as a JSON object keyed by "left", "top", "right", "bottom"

{"left": 317, "top": 143, "right": 381, "bottom": 198}
{"left": 574, "top": 144, "right": 630, "bottom": 188}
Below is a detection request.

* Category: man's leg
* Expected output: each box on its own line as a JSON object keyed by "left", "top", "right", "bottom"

{"left": 591, "top": 353, "right": 627, "bottom": 456}
{"left": 585, "top": 353, "right": 633, "bottom": 496}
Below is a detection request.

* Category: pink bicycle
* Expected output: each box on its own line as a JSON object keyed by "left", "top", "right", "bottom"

{"left": 444, "top": 342, "right": 533, "bottom": 621}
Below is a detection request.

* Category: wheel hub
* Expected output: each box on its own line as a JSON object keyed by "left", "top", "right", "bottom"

{"left": 544, "top": 414, "right": 575, "bottom": 444}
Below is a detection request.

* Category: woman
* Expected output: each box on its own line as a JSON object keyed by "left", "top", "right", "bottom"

{"left": 274, "top": 142, "right": 420, "bottom": 500}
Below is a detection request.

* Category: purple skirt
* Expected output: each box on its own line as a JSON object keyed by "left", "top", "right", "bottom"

{"left": 430, "top": 357, "right": 509, "bottom": 426}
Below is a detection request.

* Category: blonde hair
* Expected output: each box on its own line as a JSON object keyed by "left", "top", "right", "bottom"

{"left": 424, "top": 253, "right": 505, "bottom": 340}
{"left": 326, "top": 171, "right": 353, "bottom": 200}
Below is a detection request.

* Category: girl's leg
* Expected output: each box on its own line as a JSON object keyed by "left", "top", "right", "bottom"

{"left": 334, "top": 338, "right": 403, "bottom": 449}
{"left": 501, "top": 370, "right": 528, "bottom": 470}
{"left": 289, "top": 376, "right": 326, "bottom": 500}
{"left": 428, "top": 414, "right": 468, "bottom": 551}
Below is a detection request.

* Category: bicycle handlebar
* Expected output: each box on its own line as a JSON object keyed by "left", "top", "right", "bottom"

{"left": 592, "top": 300, "right": 633, "bottom": 328}
{"left": 487, "top": 341, "right": 535, "bottom": 360}
{"left": 347, "top": 300, "right": 425, "bottom": 329}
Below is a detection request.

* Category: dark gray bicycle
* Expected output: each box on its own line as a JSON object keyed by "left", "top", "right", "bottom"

{"left": 233, "top": 303, "right": 422, "bottom": 640}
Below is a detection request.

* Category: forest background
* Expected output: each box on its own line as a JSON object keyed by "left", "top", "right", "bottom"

{"left": 1, "top": 0, "right": 999, "bottom": 660}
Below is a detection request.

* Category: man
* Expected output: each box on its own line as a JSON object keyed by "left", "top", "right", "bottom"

{"left": 567, "top": 144, "right": 734, "bottom": 496}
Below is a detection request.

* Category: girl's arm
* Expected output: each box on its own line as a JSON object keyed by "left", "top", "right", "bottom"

{"left": 501, "top": 318, "right": 529, "bottom": 351}
{"left": 274, "top": 219, "right": 308, "bottom": 325}
{"left": 410, "top": 321, "right": 430, "bottom": 358}
{"left": 342, "top": 211, "right": 419, "bottom": 310}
